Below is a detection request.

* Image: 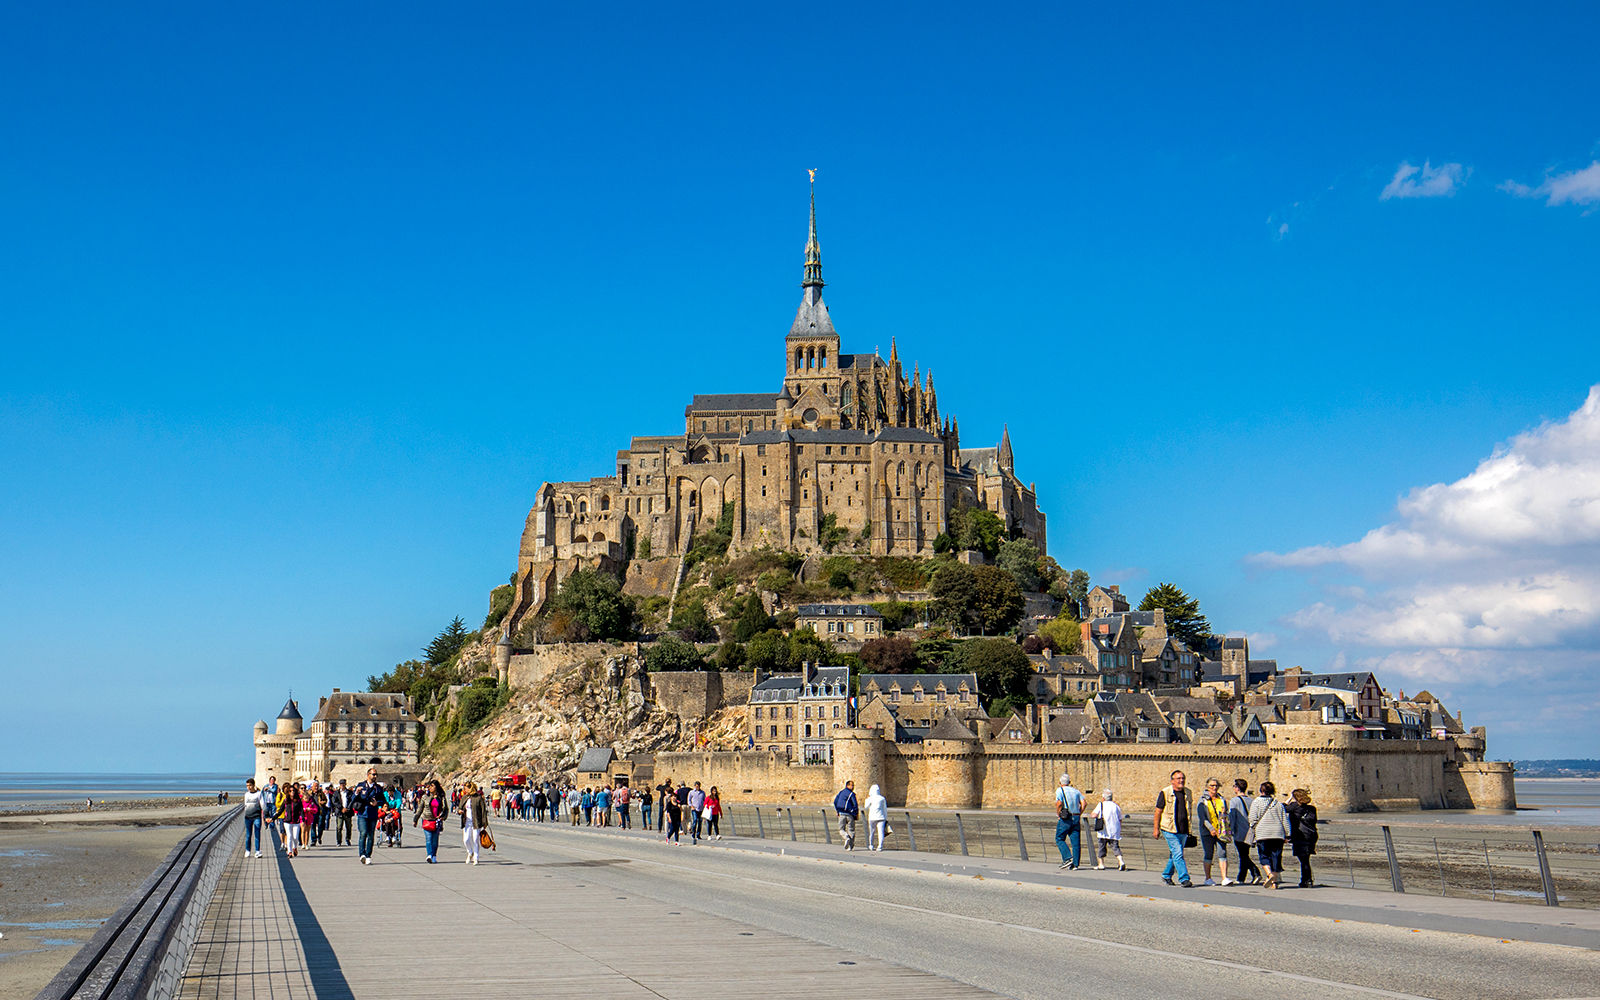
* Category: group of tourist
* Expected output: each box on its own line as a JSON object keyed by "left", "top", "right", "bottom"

{"left": 830, "top": 780, "right": 890, "bottom": 851}
{"left": 1049, "top": 769, "right": 1319, "bottom": 889}
{"left": 649, "top": 779, "right": 721, "bottom": 845}
{"left": 242, "top": 770, "right": 470, "bottom": 867}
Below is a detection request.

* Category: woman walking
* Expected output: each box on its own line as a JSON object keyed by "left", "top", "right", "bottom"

{"left": 1228, "top": 779, "right": 1263, "bottom": 885}
{"left": 416, "top": 780, "right": 448, "bottom": 864}
{"left": 242, "top": 779, "right": 265, "bottom": 858}
{"left": 459, "top": 782, "right": 487, "bottom": 865}
{"left": 641, "top": 786, "right": 654, "bottom": 831}
{"left": 704, "top": 786, "right": 722, "bottom": 839}
{"left": 1287, "top": 788, "right": 1319, "bottom": 887}
{"left": 299, "top": 786, "right": 320, "bottom": 850}
{"left": 283, "top": 785, "right": 303, "bottom": 859}
{"left": 864, "top": 784, "right": 889, "bottom": 852}
{"left": 1247, "top": 781, "right": 1292, "bottom": 889}
{"left": 1090, "top": 790, "right": 1125, "bottom": 870}
{"left": 663, "top": 793, "right": 682, "bottom": 845}
{"left": 1197, "top": 778, "right": 1234, "bottom": 886}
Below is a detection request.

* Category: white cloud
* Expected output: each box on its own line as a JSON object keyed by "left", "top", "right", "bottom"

{"left": 1499, "top": 161, "right": 1600, "bottom": 209}
{"left": 1380, "top": 160, "right": 1468, "bottom": 200}
{"left": 1253, "top": 387, "right": 1600, "bottom": 684}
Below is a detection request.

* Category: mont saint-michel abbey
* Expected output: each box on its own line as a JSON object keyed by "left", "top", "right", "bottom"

{"left": 510, "top": 189, "right": 1045, "bottom": 619}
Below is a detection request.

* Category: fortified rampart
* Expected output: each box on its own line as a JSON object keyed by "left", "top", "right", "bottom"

{"left": 653, "top": 725, "right": 1517, "bottom": 814}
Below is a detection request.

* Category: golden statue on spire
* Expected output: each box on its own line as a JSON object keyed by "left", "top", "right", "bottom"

{"left": 808, "top": 168, "right": 816, "bottom": 183}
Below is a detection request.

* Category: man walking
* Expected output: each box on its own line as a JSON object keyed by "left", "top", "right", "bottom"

{"left": 351, "top": 768, "right": 384, "bottom": 866}
{"left": 1153, "top": 769, "right": 1194, "bottom": 887}
{"left": 616, "top": 783, "right": 632, "bottom": 829}
{"left": 687, "top": 782, "right": 707, "bottom": 843}
{"left": 833, "top": 780, "right": 859, "bottom": 850}
{"left": 332, "top": 779, "right": 354, "bottom": 846}
{"left": 1054, "top": 774, "right": 1085, "bottom": 870}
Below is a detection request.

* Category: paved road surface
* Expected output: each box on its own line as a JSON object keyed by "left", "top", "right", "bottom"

{"left": 181, "top": 819, "right": 1599, "bottom": 1000}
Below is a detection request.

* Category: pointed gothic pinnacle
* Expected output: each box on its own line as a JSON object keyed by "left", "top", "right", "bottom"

{"left": 803, "top": 178, "right": 823, "bottom": 290}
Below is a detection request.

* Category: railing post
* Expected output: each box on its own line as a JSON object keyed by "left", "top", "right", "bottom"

{"left": 1343, "top": 835, "right": 1355, "bottom": 889}
{"left": 1433, "top": 838, "right": 1446, "bottom": 896}
{"left": 1014, "top": 815, "right": 1029, "bottom": 862}
{"left": 1482, "top": 839, "right": 1496, "bottom": 902}
{"left": 755, "top": 806, "right": 764, "bottom": 838}
{"left": 955, "top": 812, "right": 969, "bottom": 856}
{"left": 821, "top": 810, "right": 832, "bottom": 845}
{"left": 904, "top": 811, "right": 917, "bottom": 852}
{"left": 1382, "top": 825, "right": 1405, "bottom": 893}
{"left": 727, "top": 806, "right": 736, "bottom": 836}
{"left": 1533, "top": 830, "right": 1559, "bottom": 906}
{"left": 786, "top": 807, "right": 798, "bottom": 842}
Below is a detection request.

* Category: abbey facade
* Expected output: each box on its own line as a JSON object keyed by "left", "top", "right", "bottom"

{"left": 510, "top": 190, "right": 1045, "bottom": 625}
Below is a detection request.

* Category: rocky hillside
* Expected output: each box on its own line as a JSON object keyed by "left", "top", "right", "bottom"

{"left": 428, "top": 652, "right": 748, "bottom": 785}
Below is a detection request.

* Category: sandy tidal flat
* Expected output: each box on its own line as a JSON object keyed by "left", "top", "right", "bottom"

{"left": 0, "top": 824, "right": 193, "bottom": 1000}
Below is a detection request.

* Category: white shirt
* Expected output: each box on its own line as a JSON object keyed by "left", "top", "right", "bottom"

{"left": 1091, "top": 800, "right": 1122, "bottom": 840}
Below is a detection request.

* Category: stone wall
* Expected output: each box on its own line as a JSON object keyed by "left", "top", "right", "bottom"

{"left": 654, "top": 726, "right": 1511, "bottom": 814}
{"left": 623, "top": 558, "right": 678, "bottom": 599}
{"left": 648, "top": 671, "right": 755, "bottom": 721}
{"left": 507, "top": 643, "right": 642, "bottom": 691}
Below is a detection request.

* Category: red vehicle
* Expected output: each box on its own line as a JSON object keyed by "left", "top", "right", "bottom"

{"left": 494, "top": 774, "right": 529, "bottom": 790}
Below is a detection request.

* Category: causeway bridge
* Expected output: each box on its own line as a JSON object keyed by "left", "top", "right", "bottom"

{"left": 35, "top": 808, "right": 1600, "bottom": 1000}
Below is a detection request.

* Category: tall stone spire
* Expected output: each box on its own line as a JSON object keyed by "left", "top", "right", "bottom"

{"left": 802, "top": 174, "right": 824, "bottom": 304}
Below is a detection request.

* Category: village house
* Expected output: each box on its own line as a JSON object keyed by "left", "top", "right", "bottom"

{"left": 795, "top": 603, "right": 883, "bottom": 644}
{"left": 1084, "top": 584, "right": 1130, "bottom": 619}
{"left": 858, "top": 672, "right": 980, "bottom": 730}
{"left": 1081, "top": 614, "right": 1143, "bottom": 689}
{"left": 747, "top": 661, "right": 851, "bottom": 762}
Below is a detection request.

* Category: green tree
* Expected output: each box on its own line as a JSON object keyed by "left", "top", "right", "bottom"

{"left": 858, "top": 636, "right": 919, "bottom": 673}
{"left": 425, "top": 617, "right": 470, "bottom": 666}
{"left": 912, "top": 631, "right": 961, "bottom": 671}
{"left": 668, "top": 598, "right": 718, "bottom": 642}
{"left": 549, "top": 568, "right": 634, "bottom": 641}
{"left": 1139, "top": 582, "right": 1212, "bottom": 650}
{"left": 644, "top": 634, "right": 706, "bottom": 672}
{"left": 637, "top": 536, "right": 652, "bottom": 559}
{"left": 957, "top": 638, "right": 1033, "bottom": 714}
{"left": 731, "top": 594, "right": 774, "bottom": 642}
{"left": 930, "top": 563, "right": 1024, "bottom": 635}
{"left": 819, "top": 513, "right": 849, "bottom": 553}
{"left": 996, "top": 538, "right": 1042, "bottom": 592}
{"left": 744, "top": 629, "right": 790, "bottom": 671}
{"left": 712, "top": 640, "right": 747, "bottom": 671}
{"left": 457, "top": 681, "right": 499, "bottom": 730}
{"left": 1036, "top": 614, "right": 1083, "bottom": 654}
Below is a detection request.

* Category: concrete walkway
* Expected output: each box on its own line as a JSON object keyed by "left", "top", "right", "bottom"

{"left": 178, "top": 825, "right": 995, "bottom": 1000}
{"left": 498, "top": 814, "right": 1600, "bottom": 949}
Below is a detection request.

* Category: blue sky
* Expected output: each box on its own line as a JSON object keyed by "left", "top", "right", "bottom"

{"left": 3, "top": 3, "right": 1597, "bottom": 770}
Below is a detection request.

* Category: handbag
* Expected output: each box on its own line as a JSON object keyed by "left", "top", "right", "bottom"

{"left": 479, "top": 828, "right": 496, "bottom": 851}
{"left": 1093, "top": 813, "right": 1105, "bottom": 832}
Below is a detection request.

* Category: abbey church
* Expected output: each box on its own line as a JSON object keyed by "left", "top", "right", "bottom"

{"left": 510, "top": 187, "right": 1045, "bottom": 623}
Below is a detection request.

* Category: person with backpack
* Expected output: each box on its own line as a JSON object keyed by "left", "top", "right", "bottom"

{"left": 1053, "top": 774, "right": 1086, "bottom": 870}
{"left": 833, "top": 780, "right": 860, "bottom": 850}
{"left": 595, "top": 785, "right": 612, "bottom": 828}
{"left": 1248, "top": 780, "right": 1292, "bottom": 890}
{"left": 616, "top": 783, "right": 632, "bottom": 829}
{"left": 416, "top": 780, "right": 448, "bottom": 864}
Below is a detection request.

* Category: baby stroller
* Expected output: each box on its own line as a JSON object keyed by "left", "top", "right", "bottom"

{"left": 380, "top": 807, "right": 402, "bottom": 847}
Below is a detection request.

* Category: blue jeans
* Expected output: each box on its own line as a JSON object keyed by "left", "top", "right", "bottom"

{"left": 357, "top": 814, "right": 376, "bottom": 858}
{"left": 424, "top": 826, "right": 440, "bottom": 859}
{"left": 619, "top": 805, "right": 631, "bottom": 829}
{"left": 1055, "top": 816, "right": 1081, "bottom": 866}
{"left": 1162, "top": 831, "right": 1191, "bottom": 883}
{"left": 642, "top": 804, "right": 653, "bottom": 829}
{"left": 243, "top": 814, "right": 262, "bottom": 853}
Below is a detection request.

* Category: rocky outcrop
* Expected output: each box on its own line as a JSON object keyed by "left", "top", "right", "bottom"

{"left": 435, "top": 654, "right": 749, "bottom": 786}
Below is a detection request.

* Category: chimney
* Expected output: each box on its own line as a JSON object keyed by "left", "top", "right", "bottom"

{"left": 332, "top": 688, "right": 340, "bottom": 693}
{"left": 1109, "top": 585, "right": 1120, "bottom": 595}
{"left": 1080, "top": 620, "right": 1092, "bottom": 650}
{"left": 1284, "top": 673, "right": 1300, "bottom": 692}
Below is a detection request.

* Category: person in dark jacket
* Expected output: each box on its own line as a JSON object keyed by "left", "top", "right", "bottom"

{"left": 1287, "top": 788, "right": 1319, "bottom": 887}
{"left": 834, "top": 780, "right": 860, "bottom": 850}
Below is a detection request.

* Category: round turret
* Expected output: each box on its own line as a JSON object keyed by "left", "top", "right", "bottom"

{"left": 275, "top": 696, "right": 303, "bottom": 736}
{"left": 253, "top": 719, "right": 269, "bottom": 737}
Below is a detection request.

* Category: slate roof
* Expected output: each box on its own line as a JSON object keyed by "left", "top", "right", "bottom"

{"left": 959, "top": 447, "right": 1000, "bottom": 474}
{"left": 576, "top": 747, "right": 615, "bottom": 773}
{"left": 926, "top": 713, "right": 980, "bottom": 741}
{"left": 310, "top": 692, "right": 412, "bottom": 724}
{"left": 1027, "top": 653, "right": 1097, "bottom": 674}
{"left": 1045, "top": 711, "right": 1097, "bottom": 743}
{"left": 1272, "top": 671, "right": 1373, "bottom": 694}
{"left": 688, "top": 393, "right": 781, "bottom": 412}
{"left": 751, "top": 675, "right": 803, "bottom": 701}
{"left": 1155, "top": 696, "right": 1223, "bottom": 715}
{"left": 859, "top": 673, "right": 979, "bottom": 693}
{"left": 277, "top": 697, "right": 302, "bottom": 721}
{"left": 797, "top": 604, "right": 883, "bottom": 618}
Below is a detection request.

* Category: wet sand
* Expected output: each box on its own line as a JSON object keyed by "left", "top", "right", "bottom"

{"left": 0, "top": 823, "right": 197, "bottom": 1000}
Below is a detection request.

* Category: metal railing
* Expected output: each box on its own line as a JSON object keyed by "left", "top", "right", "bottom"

{"left": 711, "top": 805, "right": 1600, "bottom": 909}
{"left": 34, "top": 806, "right": 242, "bottom": 1000}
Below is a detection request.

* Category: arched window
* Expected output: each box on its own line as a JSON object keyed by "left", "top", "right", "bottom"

{"left": 599, "top": 496, "right": 610, "bottom": 511}
{"left": 573, "top": 534, "right": 587, "bottom": 543}
{"left": 796, "top": 347, "right": 804, "bottom": 371}
{"left": 593, "top": 531, "right": 606, "bottom": 542}
{"left": 819, "top": 348, "right": 827, "bottom": 369}
{"left": 578, "top": 500, "right": 587, "bottom": 513}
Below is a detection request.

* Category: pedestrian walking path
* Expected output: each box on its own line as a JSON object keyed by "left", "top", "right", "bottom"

{"left": 177, "top": 824, "right": 995, "bottom": 1000}
{"left": 490, "top": 813, "right": 1600, "bottom": 949}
